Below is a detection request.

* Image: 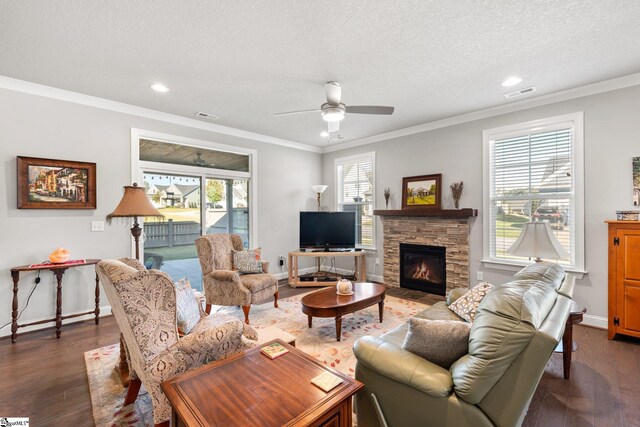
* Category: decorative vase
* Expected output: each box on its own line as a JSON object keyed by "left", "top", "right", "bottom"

{"left": 336, "top": 279, "right": 353, "bottom": 294}
{"left": 454, "top": 199, "right": 460, "bottom": 209}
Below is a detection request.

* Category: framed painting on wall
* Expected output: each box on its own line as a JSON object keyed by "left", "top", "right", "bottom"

{"left": 402, "top": 174, "right": 442, "bottom": 209}
{"left": 17, "top": 156, "right": 97, "bottom": 209}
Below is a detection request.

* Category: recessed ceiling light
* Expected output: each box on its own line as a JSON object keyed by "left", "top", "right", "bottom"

{"left": 320, "top": 131, "right": 329, "bottom": 137}
{"left": 150, "top": 83, "right": 170, "bottom": 93}
{"left": 501, "top": 76, "right": 522, "bottom": 87}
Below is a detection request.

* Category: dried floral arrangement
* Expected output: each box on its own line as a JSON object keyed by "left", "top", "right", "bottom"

{"left": 450, "top": 181, "right": 464, "bottom": 209}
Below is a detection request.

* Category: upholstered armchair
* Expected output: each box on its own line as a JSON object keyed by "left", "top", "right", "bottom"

{"left": 195, "top": 233, "right": 278, "bottom": 324}
{"left": 97, "top": 258, "right": 258, "bottom": 427}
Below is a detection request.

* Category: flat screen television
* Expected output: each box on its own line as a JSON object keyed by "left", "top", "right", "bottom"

{"left": 299, "top": 211, "right": 356, "bottom": 250}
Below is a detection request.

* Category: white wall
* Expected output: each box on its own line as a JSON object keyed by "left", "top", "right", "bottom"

{"left": 322, "top": 84, "right": 640, "bottom": 328}
{"left": 0, "top": 87, "right": 320, "bottom": 338}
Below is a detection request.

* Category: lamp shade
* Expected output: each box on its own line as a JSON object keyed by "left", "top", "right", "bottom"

{"left": 507, "top": 222, "right": 569, "bottom": 261}
{"left": 106, "top": 184, "right": 163, "bottom": 223}
{"left": 312, "top": 185, "right": 328, "bottom": 194}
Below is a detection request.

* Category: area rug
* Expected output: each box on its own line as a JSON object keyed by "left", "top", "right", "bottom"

{"left": 85, "top": 292, "right": 429, "bottom": 426}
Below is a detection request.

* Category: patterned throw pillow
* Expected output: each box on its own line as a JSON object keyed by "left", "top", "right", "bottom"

{"left": 448, "top": 282, "right": 494, "bottom": 323}
{"left": 402, "top": 318, "right": 471, "bottom": 368}
{"left": 232, "top": 248, "right": 263, "bottom": 274}
{"left": 175, "top": 277, "right": 200, "bottom": 335}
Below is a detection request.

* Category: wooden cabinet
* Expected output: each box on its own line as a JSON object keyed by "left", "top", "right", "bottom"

{"left": 607, "top": 221, "right": 640, "bottom": 339}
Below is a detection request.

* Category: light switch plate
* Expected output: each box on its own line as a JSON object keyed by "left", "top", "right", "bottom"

{"left": 91, "top": 221, "right": 105, "bottom": 232}
{"left": 476, "top": 271, "right": 484, "bottom": 281}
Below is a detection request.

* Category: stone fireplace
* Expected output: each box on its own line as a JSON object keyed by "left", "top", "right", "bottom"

{"left": 400, "top": 243, "right": 446, "bottom": 295}
{"left": 374, "top": 208, "right": 476, "bottom": 295}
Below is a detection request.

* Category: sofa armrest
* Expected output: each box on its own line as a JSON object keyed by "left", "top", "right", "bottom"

{"left": 447, "top": 287, "right": 468, "bottom": 305}
{"left": 557, "top": 273, "right": 576, "bottom": 299}
{"left": 209, "top": 269, "right": 241, "bottom": 282}
{"left": 354, "top": 336, "right": 453, "bottom": 398}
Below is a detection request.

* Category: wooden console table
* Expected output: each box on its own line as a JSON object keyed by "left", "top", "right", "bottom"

{"left": 9, "top": 259, "right": 101, "bottom": 343}
{"left": 288, "top": 250, "right": 366, "bottom": 287}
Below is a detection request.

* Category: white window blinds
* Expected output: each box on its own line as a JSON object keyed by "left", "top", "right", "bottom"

{"left": 336, "top": 153, "right": 375, "bottom": 248}
{"left": 484, "top": 113, "right": 584, "bottom": 270}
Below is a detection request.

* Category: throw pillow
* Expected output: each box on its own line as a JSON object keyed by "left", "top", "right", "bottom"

{"left": 175, "top": 277, "right": 200, "bottom": 335}
{"left": 402, "top": 318, "right": 471, "bottom": 368}
{"left": 448, "top": 281, "right": 494, "bottom": 323}
{"left": 233, "top": 248, "right": 263, "bottom": 274}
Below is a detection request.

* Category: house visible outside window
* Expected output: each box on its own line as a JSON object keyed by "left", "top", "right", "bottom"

{"left": 482, "top": 113, "right": 585, "bottom": 271}
{"left": 335, "top": 152, "right": 375, "bottom": 249}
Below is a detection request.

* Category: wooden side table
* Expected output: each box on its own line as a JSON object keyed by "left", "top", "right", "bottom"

{"left": 162, "top": 339, "right": 363, "bottom": 426}
{"left": 554, "top": 300, "right": 586, "bottom": 379}
{"left": 10, "top": 259, "right": 101, "bottom": 343}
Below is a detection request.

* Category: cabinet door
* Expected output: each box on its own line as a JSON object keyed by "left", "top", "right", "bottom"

{"left": 617, "top": 229, "right": 640, "bottom": 338}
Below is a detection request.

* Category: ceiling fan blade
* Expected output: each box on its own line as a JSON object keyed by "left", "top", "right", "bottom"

{"left": 328, "top": 120, "right": 340, "bottom": 134}
{"left": 325, "top": 81, "right": 342, "bottom": 105}
{"left": 345, "top": 105, "right": 395, "bottom": 115}
{"left": 273, "top": 109, "right": 320, "bottom": 116}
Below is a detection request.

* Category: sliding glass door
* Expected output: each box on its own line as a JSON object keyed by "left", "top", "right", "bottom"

{"left": 205, "top": 178, "right": 249, "bottom": 246}
{"left": 136, "top": 136, "right": 254, "bottom": 291}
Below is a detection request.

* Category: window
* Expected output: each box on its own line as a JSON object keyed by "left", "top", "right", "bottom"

{"left": 132, "top": 130, "right": 257, "bottom": 290}
{"left": 335, "top": 152, "right": 375, "bottom": 249}
{"left": 482, "top": 113, "right": 584, "bottom": 271}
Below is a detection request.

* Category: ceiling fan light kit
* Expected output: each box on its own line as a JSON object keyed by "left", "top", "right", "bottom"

{"left": 274, "top": 81, "right": 395, "bottom": 137}
{"left": 321, "top": 103, "right": 346, "bottom": 122}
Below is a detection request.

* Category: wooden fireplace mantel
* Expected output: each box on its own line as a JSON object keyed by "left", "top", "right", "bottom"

{"left": 373, "top": 208, "right": 477, "bottom": 218}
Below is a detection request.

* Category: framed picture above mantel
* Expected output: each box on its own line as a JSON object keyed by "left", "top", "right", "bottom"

{"left": 17, "top": 156, "right": 97, "bottom": 209}
{"left": 402, "top": 173, "right": 442, "bottom": 210}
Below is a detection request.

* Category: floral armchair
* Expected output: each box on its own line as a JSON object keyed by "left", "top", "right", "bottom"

{"left": 96, "top": 258, "right": 258, "bottom": 426}
{"left": 195, "top": 234, "right": 278, "bottom": 324}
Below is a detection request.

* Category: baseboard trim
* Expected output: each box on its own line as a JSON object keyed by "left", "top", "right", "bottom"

{"left": 0, "top": 306, "right": 113, "bottom": 339}
{"left": 582, "top": 314, "right": 607, "bottom": 330}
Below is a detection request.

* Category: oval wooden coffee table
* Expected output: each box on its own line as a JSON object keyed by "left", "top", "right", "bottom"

{"left": 301, "top": 282, "right": 386, "bottom": 341}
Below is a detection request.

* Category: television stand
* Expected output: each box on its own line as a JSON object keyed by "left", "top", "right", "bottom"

{"left": 288, "top": 250, "right": 366, "bottom": 287}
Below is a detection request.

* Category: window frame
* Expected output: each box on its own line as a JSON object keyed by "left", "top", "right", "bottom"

{"left": 131, "top": 129, "right": 258, "bottom": 256}
{"left": 334, "top": 151, "right": 376, "bottom": 250}
{"left": 482, "top": 112, "right": 585, "bottom": 272}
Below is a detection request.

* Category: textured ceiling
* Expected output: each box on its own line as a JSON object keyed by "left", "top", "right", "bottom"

{"left": 2, "top": 1, "right": 640, "bottom": 148}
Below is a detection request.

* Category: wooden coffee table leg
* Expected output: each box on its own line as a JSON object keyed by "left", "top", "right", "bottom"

{"left": 308, "top": 315, "right": 312, "bottom": 328}
{"left": 378, "top": 299, "right": 384, "bottom": 322}
{"left": 336, "top": 316, "right": 342, "bottom": 342}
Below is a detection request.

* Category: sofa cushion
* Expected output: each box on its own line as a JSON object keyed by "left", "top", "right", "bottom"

{"left": 402, "top": 318, "right": 471, "bottom": 369}
{"left": 512, "top": 261, "right": 565, "bottom": 290}
{"left": 233, "top": 248, "right": 263, "bottom": 274}
{"left": 175, "top": 277, "right": 200, "bottom": 335}
{"left": 448, "top": 282, "right": 494, "bottom": 323}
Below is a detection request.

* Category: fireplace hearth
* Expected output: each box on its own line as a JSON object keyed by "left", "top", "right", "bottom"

{"left": 400, "top": 243, "right": 446, "bottom": 296}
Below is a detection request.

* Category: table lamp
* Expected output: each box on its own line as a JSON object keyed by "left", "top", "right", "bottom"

{"left": 507, "top": 222, "right": 569, "bottom": 262}
{"left": 107, "top": 183, "right": 164, "bottom": 260}
{"left": 312, "top": 185, "right": 328, "bottom": 211}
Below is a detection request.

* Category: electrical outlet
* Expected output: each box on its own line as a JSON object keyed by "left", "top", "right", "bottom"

{"left": 91, "top": 221, "right": 105, "bottom": 232}
{"left": 278, "top": 255, "right": 285, "bottom": 266}
{"left": 375, "top": 258, "right": 380, "bottom": 265}
{"left": 476, "top": 271, "right": 484, "bottom": 281}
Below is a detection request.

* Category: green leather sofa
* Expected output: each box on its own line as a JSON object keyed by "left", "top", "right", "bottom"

{"left": 353, "top": 262, "right": 575, "bottom": 427}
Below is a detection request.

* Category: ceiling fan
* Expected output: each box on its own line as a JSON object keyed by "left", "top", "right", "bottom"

{"left": 274, "top": 81, "right": 394, "bottom": 135}
{"left": 192, "top": 152, "right": 214, "bottom": 167}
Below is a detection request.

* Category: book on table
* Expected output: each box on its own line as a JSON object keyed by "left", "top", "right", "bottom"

{"left": 260, "top": 342, "right": 289, "bottom": 359}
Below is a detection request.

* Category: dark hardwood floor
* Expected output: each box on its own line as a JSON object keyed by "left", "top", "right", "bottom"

{"left": 1, "top": 283, "right": 639, "bottom": 426}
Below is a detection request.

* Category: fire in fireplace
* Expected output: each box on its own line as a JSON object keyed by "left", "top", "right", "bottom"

{"left": 400, "top": 243, "right": 446, "bottom": 295}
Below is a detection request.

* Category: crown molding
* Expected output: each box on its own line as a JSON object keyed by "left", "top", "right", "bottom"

{"left": 0, "top": 75, "right": 322, "bottom": 153}
{"left": 322, "top": 72, "right": 640, "bottom": 153}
